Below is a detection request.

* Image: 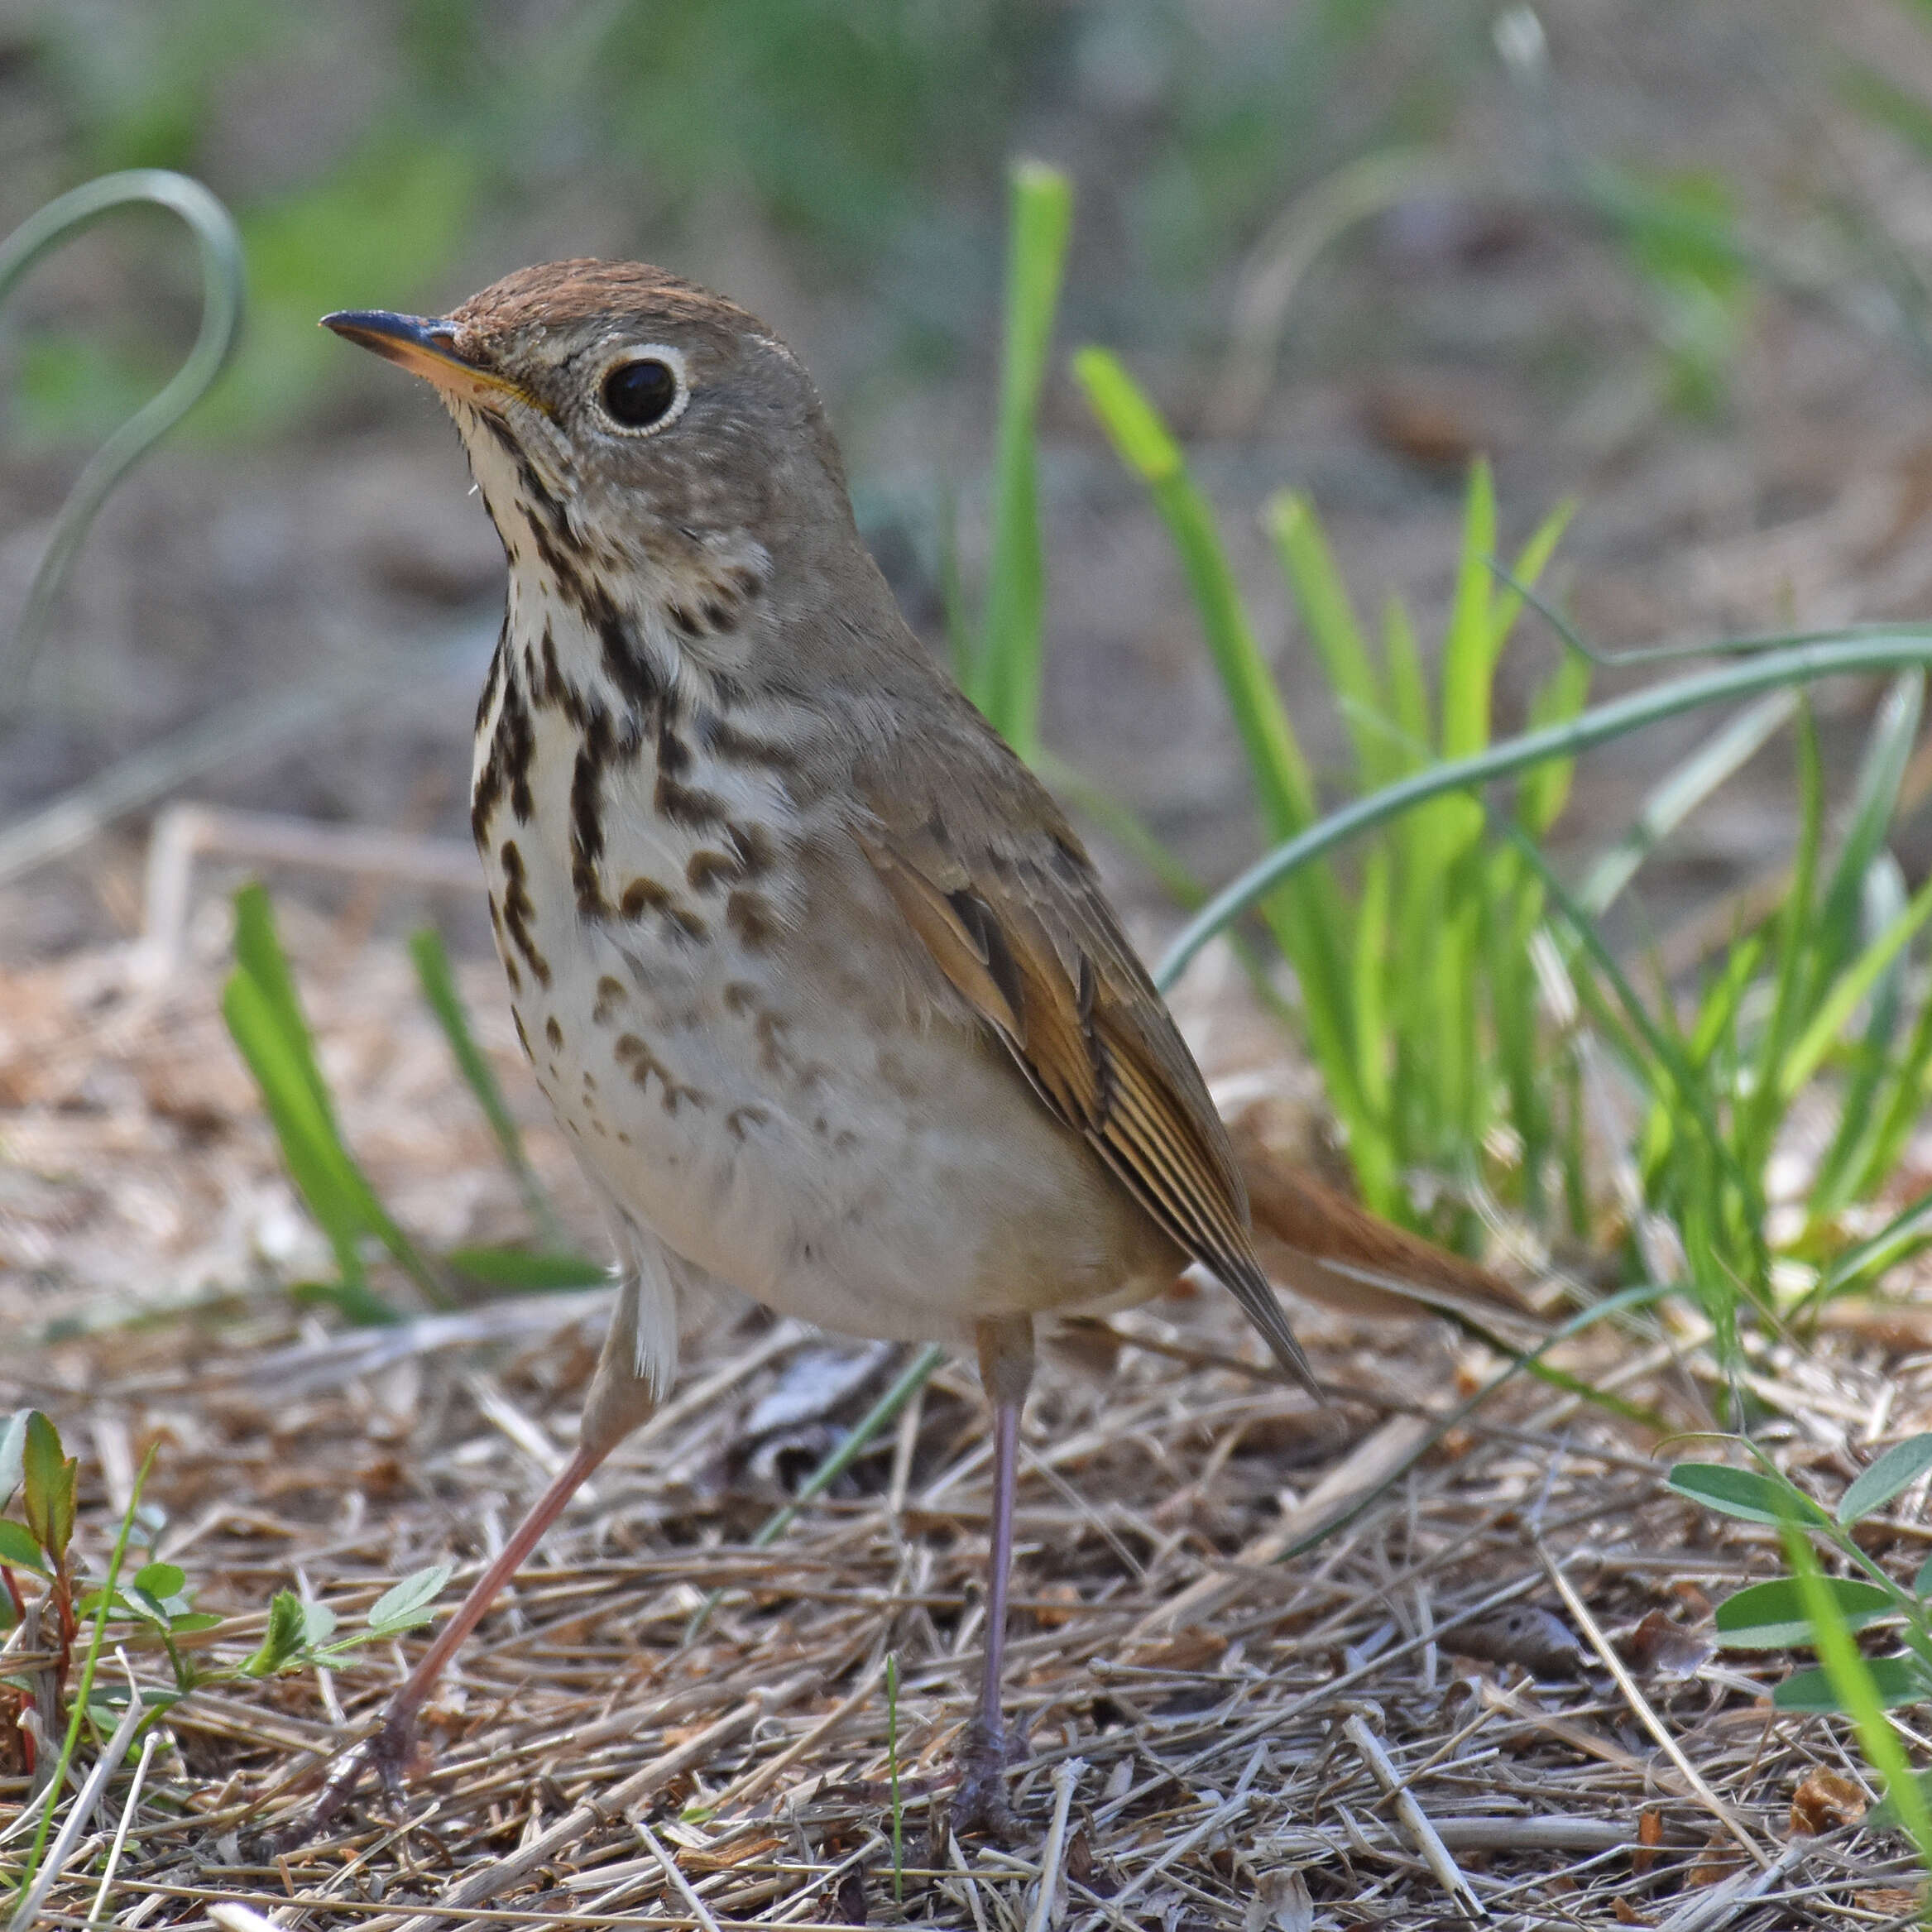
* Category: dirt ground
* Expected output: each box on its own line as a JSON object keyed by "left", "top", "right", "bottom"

{"left": 13, "top": 0, "right": 1932, "bottom": 1925}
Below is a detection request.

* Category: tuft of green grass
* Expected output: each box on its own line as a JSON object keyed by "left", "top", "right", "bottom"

{"left": 223, "top": 886, "right": 601, "bottom": 1318}
{"left": 1071, "top": 344, "right": 1932, "bottom": 1350}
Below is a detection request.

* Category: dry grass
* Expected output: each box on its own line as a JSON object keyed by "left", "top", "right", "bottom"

{"left": 6, "top": 887, "right": 1932, "bottom": 1930}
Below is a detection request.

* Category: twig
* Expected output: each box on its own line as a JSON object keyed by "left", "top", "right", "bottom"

{"left": 85, "top": 1720, "right": 158, "bottom": 1925}
{"left": 1536, "top": 1542, "right": 1771, "bottom": 1868}
{"left": 7, "top": 1671, "right": 151, "bottom": 1932}
{"left": 1341, "top": 1714, "right": 1485, "bottom": 1920}
{"left": 207, "top": 1907, "right": 285, "bottom": 1932}
{"left": 1026, "top": 1757, "right": 1084, "bottom": 1932}
{"left": 1109, "top": 1740, "right": 1268, "bottom": 1910}
{"left": 711, "top": 1658, "right": 884, "bottom": 1810}
{"left": 380, "top": 1670, "right": 817, "bottom": 1932}
{"left": 1652, "top": 1839, "right": 1809, "bottom": 1932}
{"left": 635, "top": 1820, "right": 724, "bottom": 1932}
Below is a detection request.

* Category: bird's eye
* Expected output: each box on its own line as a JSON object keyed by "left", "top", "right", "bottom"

{"left": 600, "top": 355, "right": 683, "bottom": 431}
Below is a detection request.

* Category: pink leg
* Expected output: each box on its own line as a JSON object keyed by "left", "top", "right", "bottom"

{"left": 290, "top": 1438, "right": 608, "bottom": 1844}
{"left": 954, "top": 1316, "right": 1034, "bottom": 1838}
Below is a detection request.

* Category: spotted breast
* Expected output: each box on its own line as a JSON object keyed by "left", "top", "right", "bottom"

{"left": 467, "top": 460, "right": 1174, "bottom": 1379}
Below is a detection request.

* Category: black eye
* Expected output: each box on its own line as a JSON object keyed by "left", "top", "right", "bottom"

{"left": 601, "top": 357, "right": 680, "bottom": 429}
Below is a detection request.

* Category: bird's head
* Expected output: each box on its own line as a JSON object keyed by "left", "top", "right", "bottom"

{"left": 324, "top": 260, "right": 859, "bottom": 650}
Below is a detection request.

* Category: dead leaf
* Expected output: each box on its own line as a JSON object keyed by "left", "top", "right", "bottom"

{"left": 1668, "top": 1580, "right": 1712, "bottom": 1621}
{"left": 1790, "top": 1766, "right": 1867, "bottom": 1835}
{"left": 1687, "top": 1832, "right": 1743, "bottom": 1887}
{"left": 1632, "top": 1805, "right": 1662, "bottom": 1875}
{"left": 1854, "top": 1886, "right": 1923, "bottom": 1914}
{"left": 1124, "top": 1628, "right": 1224, "bottom": 1671}
{"left": 1612, "top": 1899, "right": 1653, "bottom": 1925}
{"left": 1449, "top": 1604, "right": 1584, "bottom": 1675}
{"left": 1244, "top": 1868, "right": 1313, "bottom": 1932}
{"left": 1622, "top": 1608, "right": 1713, "bottom": 1679}
{"left": 833, "top": 1864, "right": 868, "bottom": 1925}
{"left": 1032, "top": 1581, "right": 1084, "bottom": 1628}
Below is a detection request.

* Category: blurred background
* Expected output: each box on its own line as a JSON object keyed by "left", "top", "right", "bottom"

{"left": 6, "top": 0, "right": 1932, "bottom": 960}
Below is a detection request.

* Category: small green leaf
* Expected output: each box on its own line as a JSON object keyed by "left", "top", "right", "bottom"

{"left": 367, "top": 1562, "right": 452, "bottom": 1633}
{"left": 1714, "top": 1576, "right": 1896, "bottom": 1648}
{"left": 0, "top": 1411, "right": 26, "bottom": 1506}
{"left": 0, "top": 1518, "right": 50, "bottom": 1575}
{"left": 132, "top": 1561, "right": 186, "bottom": 1600}
{"left": 243, "top": 1588, "right": 312, "bottom": 1676}
{"left": 1915, "top": 1552, "right": 1932, "bottom": 1599}
{"left": 1666, "top": 1462, "right": 1829, "bottom": 1527}
{"left": 302, "top": 1599, "right": 338, "bottom": 1646}
{"left": 1774, "top": 1654, "right": 1930, "bottom": 1713}
{"left": 1840, "top": 1436, "right": 1932, "bottom": 1525}
{"left": 21, "top": 1411, "right": 77, "bottom": 1560}
{"left": 168, "top": 1612, "right": 224, "bottom": 1634}
{"left": 447, "top": 1245, "right": 609, "bottom": 1291}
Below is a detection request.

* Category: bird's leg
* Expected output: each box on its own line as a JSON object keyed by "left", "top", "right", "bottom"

{"left": 283, "top": 1280, "right": 663, "bottom": 1848}
{"left": 952, "top": 1313, "right": 1034, "bottom": 1839}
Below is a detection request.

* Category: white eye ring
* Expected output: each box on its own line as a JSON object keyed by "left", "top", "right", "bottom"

{"left": 596, "top": 344, "right": 690, "bottom": 435}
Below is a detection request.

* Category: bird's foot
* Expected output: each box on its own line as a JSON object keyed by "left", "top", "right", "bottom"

{"left": 949, "top": 1714, "right": 1025, "bottom": 1841}
{"left": 276, "top": 1702, "right": 422, "bottom": 1852}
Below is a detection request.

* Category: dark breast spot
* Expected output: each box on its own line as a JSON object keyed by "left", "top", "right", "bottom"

{"left": 497, "top": 838, "right": 552, "bottom": 989}
{"left": 611, "top": 1032, "right": 705, "bottom": 1115}
{"left": 726, "top": 1104, "right": 771, "bottom": 1142}
{"left": 569, "top": 711, "right": 613, "bottom": 918}
{"left": 618, "top": 876, "right": 708, "bottom": 942}
{"left": 545, "top": 1016, "right": 563, "bottom": 1050}
{"left": 592, "top": 975, "right": 628, "bottom": 1024}
{"left": 686, "top": 847, "right": 739, "bottom": 893}
{"left": 726, "top": 889, "right": 781, "bottom": 951}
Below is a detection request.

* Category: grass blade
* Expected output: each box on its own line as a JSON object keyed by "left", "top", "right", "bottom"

{"left": 1156, "top": 630, "right": 1932, "bottom": 992}
{"left": 410, "top": 926, "right": 563, "bottom": 1247}
{"left": 972, "top": 161, "right": 1073, "bottom": 758}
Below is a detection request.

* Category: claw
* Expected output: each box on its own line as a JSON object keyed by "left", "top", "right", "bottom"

{"left": 275, "top": 1704, "right": 422, "bottom": 1853}
{"left": 950, "top": 1714, "right": 1024, "bottom": 1841}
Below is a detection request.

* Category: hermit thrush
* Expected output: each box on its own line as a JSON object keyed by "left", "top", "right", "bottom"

{"left": 312, "top": 261, "right": 1513, "bottom": 1839}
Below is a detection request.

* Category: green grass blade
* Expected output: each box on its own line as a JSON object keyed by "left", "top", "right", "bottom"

{"left": 1155, "top": 630, "right": 1932, "bottom": 993}
{"left": 447, "top": 1245, "right": 609, "bottom": 1290}
{"left": 973, "top": 161, "right": 1073, "bottom": 758}
{"left": 1380, "top": 594, "right": 1434, "bottom": 763}
{"left": 225, "top": 885, "right": 448, "bottom": 1309}
{"left": 410, "top": 926, "right": 563, "bottom": 1246}
{"left": 1439, "top": 459, "right": 1498, "bottom": 766}
{"left": 1517, "top": 646, "right": 1591, "bottom": 837}
{"left": 1488, "top": 500, "right": 1575, "bottom": 656}
{"left": 1577, "top": 690, "right": 1793, "bottom": 917}
{"left": 1074, "top": 344, "right": 1378, "bottom": 1180}
{"left": 1266, "top": 490, "right": 1396, "bottom": 789}
{"left": 1075, "top": 349, "right": 1321, "bottom": 836}
{"left": 1782, "top": 1516, "right": 1932, "bottom": 1877}
{"left": 1812, "top": 670, "right": 1925, "bottom": 995}
{"left": 222, "top": 972, "right": 376, "bottom": 1288}
{"left": 1781, "top": 861, "right": 1932, "bottom": 1100}
{"left": 1843, "top": 981, "right": 1932, "bottom": 1214}
{"left": 232, "top": 883, "right": 335, "bottom": 1127}
{"left": 1808, "top": 855, "right": 1909, "bottom": 1217}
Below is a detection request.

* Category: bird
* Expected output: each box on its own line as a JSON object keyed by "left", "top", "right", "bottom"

{"left": 311, "top": 260, "right": 1517, "bottom": 1839}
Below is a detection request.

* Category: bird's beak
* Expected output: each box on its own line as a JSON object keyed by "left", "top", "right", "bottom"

{"left": 321, "top": 309, "right": 529, "bottom": 408}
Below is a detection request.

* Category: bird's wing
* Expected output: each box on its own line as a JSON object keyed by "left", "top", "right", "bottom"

{"left": 852, "top": 728, "right": 1319, "bottom": 1396}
